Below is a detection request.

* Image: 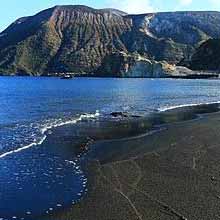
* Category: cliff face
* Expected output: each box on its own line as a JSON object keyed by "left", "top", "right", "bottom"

{"left": 96, "top": 52, "right": 174, "bottom": 77}
{"left": 0, "top": 6, "right": 220, "bottom": 76}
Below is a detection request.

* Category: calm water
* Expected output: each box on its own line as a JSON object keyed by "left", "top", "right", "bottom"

{"left": 1, "top": 76, "right": 220, "bottom": 219}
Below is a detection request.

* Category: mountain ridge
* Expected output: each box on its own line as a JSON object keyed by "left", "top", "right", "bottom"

{"left": 0, "top": 5, "right": 220, "bottom": 76}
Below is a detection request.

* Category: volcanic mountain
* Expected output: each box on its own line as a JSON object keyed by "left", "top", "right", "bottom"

{"left": 0, "top": 5, "right": 220, "bottom": 76}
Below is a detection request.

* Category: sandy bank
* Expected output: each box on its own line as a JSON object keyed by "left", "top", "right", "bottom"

{"left": 43, "top": 106, "right": 220, "bottom": 220}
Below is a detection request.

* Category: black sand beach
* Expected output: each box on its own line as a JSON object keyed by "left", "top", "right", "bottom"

{"left": 42, "top": 104, "right": 220, "bottom": 220}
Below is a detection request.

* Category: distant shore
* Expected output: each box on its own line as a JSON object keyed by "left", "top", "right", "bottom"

{"left": 41, "top": 103, "right": 220, "bottom": 220}
{"left": 0, "top": 71, "right": 220, "bottom": 79}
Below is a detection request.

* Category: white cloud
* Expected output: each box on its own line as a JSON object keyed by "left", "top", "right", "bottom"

{"left": 179, "top": 0, "right": 193, "bottom": 7}
{"left": 107, "top": 0, "right": 154, "bottom": 14}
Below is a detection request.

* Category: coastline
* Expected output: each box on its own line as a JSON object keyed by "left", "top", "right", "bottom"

{"left": 41, "top": 103, "right": 220, "bottom": 220}
{"left": 0, "top": 72, "right": 220, "bottom": 79}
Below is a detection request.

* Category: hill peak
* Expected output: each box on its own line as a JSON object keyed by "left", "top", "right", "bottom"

{"left": 53, "top": 5, "right": 96, "bottom": 12}
{"left": 50, "top": 5, "right": 127, "bottom": 16}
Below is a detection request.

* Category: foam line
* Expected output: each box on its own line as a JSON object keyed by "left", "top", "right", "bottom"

{"left": 158, "top": 101, "right": 220, "bottom": 112}
{"left": 0, "top": 111, "right": 100, "bottom": 159}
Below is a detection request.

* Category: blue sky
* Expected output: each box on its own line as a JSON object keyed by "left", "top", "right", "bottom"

{"left": 1, "top": 0, "right": 220, "bottom": 32}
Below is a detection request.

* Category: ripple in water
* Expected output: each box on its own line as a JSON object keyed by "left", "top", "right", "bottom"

{"left": 0, "top": 147, "right": 87, "bottom": 220}
{"left": 0, "top": 113, "right": 100, "bottom": 220}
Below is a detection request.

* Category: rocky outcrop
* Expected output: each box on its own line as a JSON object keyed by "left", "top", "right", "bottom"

{"left": 96, "top": 52, "right": 174, "bottom": 77}
{"left": 167, "top": 66, "right": 193, "bottom": 77}
{"left": 110, "top": 112, "right": 140, "bottom": 118}
{"left": 0, "top": 6, "right": 220, "bottom": 76}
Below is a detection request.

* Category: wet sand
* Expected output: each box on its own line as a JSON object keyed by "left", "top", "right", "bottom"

{"left": 42, "top": 105, "right": 220, "bottom": 220}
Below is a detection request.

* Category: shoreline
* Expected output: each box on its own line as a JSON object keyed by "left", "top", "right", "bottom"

{"left": 2, "top": 98, "right": 220, "bottom": 161}
{"left": 0, "top": 111, "right": 100, "bottom": 159}
{"left": 41, "top": 103, "right": 220, "bottom": 220}
{"left": 0, "top": 74, "right": 220, "bottom": 79}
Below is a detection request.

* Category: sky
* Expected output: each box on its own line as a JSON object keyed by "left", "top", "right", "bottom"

{"left": 0, "top": 0, "right": 220, "bottom": 32}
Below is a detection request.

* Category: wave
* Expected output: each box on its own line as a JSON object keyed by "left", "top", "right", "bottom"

{"left": 158, "top": 101, "right": 220, "bottom": 112}
{"left": 0, "top": 111, "right": 100, "bottom": 159}
{"left": 2, "top": 100, "right": 220, "bottom": 159}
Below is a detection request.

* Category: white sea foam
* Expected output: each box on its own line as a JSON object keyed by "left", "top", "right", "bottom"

{"left": 0, "top": 111, "right": 100, "bottom": 159}
{"left": 0, "top": 135, "right": 47, "bottom": 159}
{"left": 158, "top": 101, "right": 220, "bottom": 112}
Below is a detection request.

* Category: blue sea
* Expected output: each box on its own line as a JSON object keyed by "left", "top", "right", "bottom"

{"left": 1, "top": 76, "right": 220, "bottom": 219}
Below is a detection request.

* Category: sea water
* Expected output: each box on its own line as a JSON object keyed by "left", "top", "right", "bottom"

{"left": 1, "top": 77, "right": 220, "bottom": 219}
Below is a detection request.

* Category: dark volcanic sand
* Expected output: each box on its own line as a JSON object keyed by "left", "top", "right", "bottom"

{"left": 42, "top": 104, "right": 220, "bottom": 220}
